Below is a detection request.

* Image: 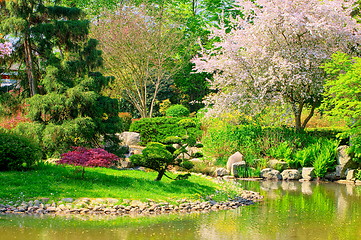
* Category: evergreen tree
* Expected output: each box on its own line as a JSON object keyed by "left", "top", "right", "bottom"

{"left": 0, "top": 0, "right": 122, "bottom": 156}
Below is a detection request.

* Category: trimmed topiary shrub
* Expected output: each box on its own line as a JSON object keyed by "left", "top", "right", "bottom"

{"left": 0, "top": 129, "right": 41, "bottom": 171}
{"left": 129, "top": 117, "right": 202, "bottom": 145}
{"left": 166, "top": 105, "right": 190, "bottom": 117}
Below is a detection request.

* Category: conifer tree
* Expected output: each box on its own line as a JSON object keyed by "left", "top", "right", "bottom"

{"left": 0, "top": 0, "right": 122, "bottom": 156}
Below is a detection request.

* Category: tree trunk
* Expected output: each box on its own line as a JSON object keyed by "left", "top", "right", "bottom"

{"left": 24, "top": 35, "right": 37, "bottom": 96}
{"left": 301, "top": 102, "right": 317, "bottom": 129}
{"left": 292, "top": 102, "right": 303, "bottom": 130}
{"left": 155, "top": 169, "right": 166, "bottom": 181}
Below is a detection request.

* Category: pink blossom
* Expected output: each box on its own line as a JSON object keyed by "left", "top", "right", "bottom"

{"left": 0, "top": 42, "right": 12, "bottom": 58}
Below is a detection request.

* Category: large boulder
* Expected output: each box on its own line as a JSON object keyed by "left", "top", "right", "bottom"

{"left": 118, "top": 132, "right": 140, "bottom": 146}
{"left": 281, "top": 169, "right": 301, "bottom": 180}
{"left": 226, "top": 152, "right": 244, "bottom": 172}
{"left": 232, "top": 161, "right": 247, "bottom": 177}
{"left": 336, "top": 145, "right": 359, "bottom": 178}
{"left": 260, "top": 168, "right": 282, "bottom": 180}
{"left": 302, "top": 167, "right": 315, "bottom": 181}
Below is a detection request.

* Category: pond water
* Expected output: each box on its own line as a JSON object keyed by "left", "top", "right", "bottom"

{"left": 1, "top": 181, "right": 361, "bottom": 240}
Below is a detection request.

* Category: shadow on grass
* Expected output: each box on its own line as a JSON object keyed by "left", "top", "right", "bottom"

{"left": 0, "top": 164, "right": 217, "bottom": 201}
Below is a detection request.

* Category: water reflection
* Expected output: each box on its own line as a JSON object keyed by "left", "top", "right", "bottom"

{"left": 1, "top": 181, "right": 361, "bottom": 240}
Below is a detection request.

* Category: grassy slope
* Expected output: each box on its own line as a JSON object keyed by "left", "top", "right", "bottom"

{"left": 0, "top": 164, "right": 228, "bottom": 204}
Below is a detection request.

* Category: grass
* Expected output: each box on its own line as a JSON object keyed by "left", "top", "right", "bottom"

{"left": 0, "top": 164, "right": 237, "bottom": 205}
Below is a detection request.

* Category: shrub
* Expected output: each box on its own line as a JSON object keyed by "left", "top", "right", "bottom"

{"left": 0, "top": 130, "right": 41, "bottom": 171}
{"left": 165, "top": 104, "right": 190, "bottom": 117}
{"left": 130, "top": 142, "right": 194, "bottom": 181}
{"left": 57, "top": 147, "right": 119, "bottom": 178}
{"left": 202, "top": 121, "right": 342, "bottom": 173}
{"left": 129, "top": 117, "right": 202, "bottom": 145}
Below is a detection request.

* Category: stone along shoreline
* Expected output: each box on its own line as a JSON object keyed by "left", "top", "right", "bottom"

{"left": 0, "top": 190, "right": 262, "bottom": 216}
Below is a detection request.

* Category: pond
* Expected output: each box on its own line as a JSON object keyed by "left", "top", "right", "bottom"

{"left": 1, "top": 180, "right": 360, "bottom": 240}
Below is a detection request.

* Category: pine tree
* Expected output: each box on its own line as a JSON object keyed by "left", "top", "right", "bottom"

{"left": 0, "top": 1, "right": 122, "bottom": 156}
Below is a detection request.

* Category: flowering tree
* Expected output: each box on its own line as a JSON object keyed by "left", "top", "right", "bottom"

{"left": 0, "top": 41, "right": 11, "bottom": 58}
{"left": 193, "top": 0, "right": 361, "bottom": 129}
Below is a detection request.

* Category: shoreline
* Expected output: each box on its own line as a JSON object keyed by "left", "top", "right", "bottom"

{"left": 0, "top": 190, "right": 262, "bottom": 217}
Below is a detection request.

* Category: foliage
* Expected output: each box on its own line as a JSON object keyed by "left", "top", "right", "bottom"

{"left": 57, "top": 147, "right": 119, "bottom": 178}
{"left": 130, "top": 140, "right": 195, "bottom": 181}
{"left": 202, "top": 121, "right": 341, "bottom": 172}
{"left": 130, "top": 142, "right": 175, "bottom": 181}
{"left": 92, "top": 6, "right": 187, "bottom": 118}
{"left": 312, "top": 140, "right": 338, "bottom": 178}
{"left": 129, "top": 117, "right": 202, "bottom": 145}
{"left": 0, "top": 129, "right": 41, "bottom": 171}
{"left": 166, "top": 105, "right": 190, "bottom": 118}
{"left": 1, "top": 2, "right": 123, "bottom": 157}
{"left": 321, "top": 52, "right": 361, "bottom": 162}
{"left": 193, "top": 0, "right": 361, "bottom": 130}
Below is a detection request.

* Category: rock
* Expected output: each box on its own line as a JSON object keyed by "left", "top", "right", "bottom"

{"left": 260, "top": 168, "right": 282, "bottom": 180}
{"left": 231, "top": 161, "right": 247, "bottom": 177}
{"left": 189, "top": 158, "right": 202, "bottom": 163}
{"left": 337, "top": 145, "right": 351, "bottom": 165}
{"left": 281, "top": 169, "right": 301, "bottom": 180}
{"left": 324, "top": 172, "right": 338, "bottom": 181}
{"left": 46, "top": 207, "right": 57, "bottom": 212}
{"left": 214, "top": 168, "right": 229, "bottom": 177}
{"left": 268, "top": 159, "right": 288, "bottom": 171}
{"left": 120, "top": 160, "right": 133, "bottom": 168}
{"left": 336, "top": 145, "right": 359, "bottom": 178}
{"left": 226, "top": 152, "right": 244, "bottom": 172}
{"left": 346, "top": 169, "right": 358, "bottom": 181}
{"left": 118, "top": 132, "right": 140, "bottom": 146}
{"left": 302, "top": 167, "right": 315, "bottom": 181}
{"left": 61, "top": 198, "right": 74, "bottom": 203}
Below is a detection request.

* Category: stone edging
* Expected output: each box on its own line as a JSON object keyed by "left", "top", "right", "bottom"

{"left": 0, "top": 191, "right": 263, "bottom": 216}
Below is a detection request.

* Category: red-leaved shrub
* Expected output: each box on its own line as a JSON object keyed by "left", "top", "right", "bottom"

{"left": 57, "top": 147, "right": 119, "bottom": 168}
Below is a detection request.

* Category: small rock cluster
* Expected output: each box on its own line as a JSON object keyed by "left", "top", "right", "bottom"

{"left": 216, "top": 146, "right": 361, "bottom": 183}
{"left": 0, "top": 191, "right": 262, "bottom": 216}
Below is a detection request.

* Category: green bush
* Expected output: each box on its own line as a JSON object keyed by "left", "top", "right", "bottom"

{"left": 165, "top": 105, "right": 190, "bottom": 117}
{"left": 202, "top": 122, "right": 342, "bottom": 173}
{"left": 129, "top": 117, "right": 202, "bottom": 145}
{"left": 0, "top": 129, "right": 41, "bottom": 171}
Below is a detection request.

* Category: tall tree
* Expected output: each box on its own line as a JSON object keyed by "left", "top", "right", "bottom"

{"left": 92, "top": 6, "right": 186, "bottom": 118}
{"left": 0, "top": 1, "right": 122, "bottom": 156}
{"left": 193, "top": 0, "right": 361, "bottom": 129}
{"left": 0, "top": 0, "right": 87, "bottom": 96}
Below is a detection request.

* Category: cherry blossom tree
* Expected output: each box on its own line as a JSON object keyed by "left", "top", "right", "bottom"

{"left": 193, "top": 0, "right": 361, "bottom": 129}
{"left": 0, "top": 41, "right": 12, "bottom": 58}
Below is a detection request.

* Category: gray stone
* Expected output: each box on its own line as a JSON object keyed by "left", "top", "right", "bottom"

{"left": 231, "top": 161, "right": 247, "bottom": 177}
{"left": 336, "top": 145, "right": 359, "bottom": 178}
{"left": 61, "top": 198, "right": 74, "bottom": 203}
{"left": 120, "top": 160, "right": 133, "bottom": 168}
{"left": 214, "top": 168, "right": 229, "bottom": 177}
{"left": 324, "top": 172, "right": 338, "bottom": 181}
{"left": 226, "top": 152, "right": 244, "bottom": 172}
{"left": 337, "top": 145, "right": 351, "bottom": 165}
{"left": 118, "top": 132, "right": 140, "bottom": 146}
{"left": 302, "top": 167, "right": 315, "bottom": 181}
{"left": 281, "top": 169, "right": 301, "bottom": 180}
{"left": 346, "top": 169, "right": 358, "bottom": 181}
{"left": 268, "top": 159, "right": 288, "bottom": 171}
{"left": 260, "top": 168, "right": 282, "bottom": 180}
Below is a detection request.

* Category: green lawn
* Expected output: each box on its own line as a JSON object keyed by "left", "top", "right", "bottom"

{"left": 0, "top": 164, "right": 232, "bottom": 205}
